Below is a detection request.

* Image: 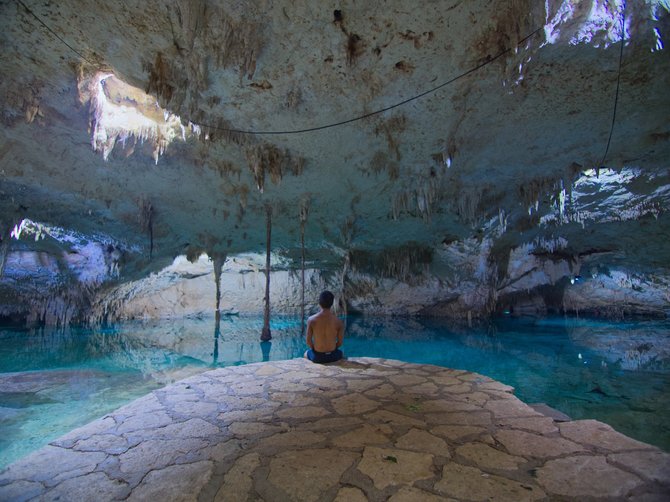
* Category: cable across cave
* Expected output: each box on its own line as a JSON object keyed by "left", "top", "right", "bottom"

{"left": 599, "top": 1, "right": 627, "bottom": 168}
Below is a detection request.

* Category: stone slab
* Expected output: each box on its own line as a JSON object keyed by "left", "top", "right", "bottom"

{"left": 536, "top": 455, "right": 643, "bottom": 498}
{"left": 356, "top": 446, "right": 434, "bottom": 490}
{"left": 559, "top": 419, "right": 656, "bottom": 452}
{"left": 435, "top": 462, "right": 545, "bottom": 501}
{"left": 0, "top": 357, "right": 665, "bottom": 502}
{"left": 267, "top": 448, "right": 357, "bottom": 502}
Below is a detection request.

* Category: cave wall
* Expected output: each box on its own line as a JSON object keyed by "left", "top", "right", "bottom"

{"left": 88, "top": 248, "right": 670, "bottom": 323}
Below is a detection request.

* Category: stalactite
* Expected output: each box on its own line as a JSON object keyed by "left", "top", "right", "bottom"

{"left": 138, "top": 197, "right": 154, "bottom": 260}
{"left": 212, "top": 253, "right": 226, "bottom": 322}
{"left": 338, "top": 212, "right": 357, "bottom": 319}
{"left": 0, "top": 232, "right": 9, "bottom": 279}
{"left": 299, "top": 197, "right": 310, "bottom": 335}
{"left": 0, "top": 220, "right": 18, "bottom": 279}
{"left": 350, "top": 243, "right": 433, "bottom": 284}
{"left": 340, "top": 252, "right": 351, "bottom": 320}
{"left": 149, "top": 213, "right": 154, "bottom": 260}
{"left": 261, "top": 205, "right": 272, "bottom": 341}
{"left": 245, "top": 144, "right": 305, "bottom": 193}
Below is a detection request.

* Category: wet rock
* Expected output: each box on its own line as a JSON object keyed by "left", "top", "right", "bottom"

{"left": 559, "top": 419, "right": 656, "bottom": 452}
{"left": 608, "top": 450, "right": 670, "bottom": 484}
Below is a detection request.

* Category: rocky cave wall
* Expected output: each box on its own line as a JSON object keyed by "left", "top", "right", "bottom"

{"left": 0, "top": 0, "right": 669, "bottom": 325}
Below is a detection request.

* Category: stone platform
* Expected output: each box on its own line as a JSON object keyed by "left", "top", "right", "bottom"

{"left": 1, "top": 358, "right": 668, "bottom": 501}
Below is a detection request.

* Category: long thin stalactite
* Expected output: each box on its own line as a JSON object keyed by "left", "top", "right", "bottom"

{"left": 299, "top": 198, "right": 309, "bottom": 335}
{"left": 261, "top": 205, "right": 272, "bottom": 341}
{"left": 212, "top": 253, "right": 226, "bottom": 321}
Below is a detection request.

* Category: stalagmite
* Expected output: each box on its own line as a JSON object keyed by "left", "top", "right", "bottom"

{"left": 261, "top": 205, "right": 272, "bottom": 341}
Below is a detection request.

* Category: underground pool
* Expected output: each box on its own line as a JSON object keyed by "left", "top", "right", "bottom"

{"left": 0, "top": 315, "right": 668, "bottom": 469}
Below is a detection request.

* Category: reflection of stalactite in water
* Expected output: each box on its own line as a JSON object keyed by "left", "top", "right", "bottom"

{"left": 261, "top": 205, "right": 272, "bottom": 341}
{"left": 260, "top": 340, "right": 272, "bottom": 362}
{"left": 212, "top": 316, "right": 220, "bottom": 366}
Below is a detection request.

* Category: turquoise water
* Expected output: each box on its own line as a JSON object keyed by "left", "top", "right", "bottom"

{"left": 1, "top": 315, "right": 668, "bottom": 468}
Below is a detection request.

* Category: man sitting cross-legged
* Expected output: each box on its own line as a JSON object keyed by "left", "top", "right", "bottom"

{"left": 304, "top": 290, "right": 344, "bottom": 364}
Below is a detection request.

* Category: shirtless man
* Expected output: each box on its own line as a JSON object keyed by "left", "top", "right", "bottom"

{"left": 304, "top": 291, "right": 344, "bottom": 363}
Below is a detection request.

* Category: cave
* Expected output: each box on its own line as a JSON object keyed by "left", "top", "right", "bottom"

{"left": 1, "top": 0, "right": 669, "bottom": 499}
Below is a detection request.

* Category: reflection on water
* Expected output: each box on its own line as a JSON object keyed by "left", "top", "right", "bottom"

{"left": 0, "top": 315, "right": 669, "bottom": 468}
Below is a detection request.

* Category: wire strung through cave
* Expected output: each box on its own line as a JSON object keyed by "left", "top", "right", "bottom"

{"left": 192, "top": 26, "right": 544, "bottom": 136}
{"left": 17, "top": 0, "right": 629, "bottom": 177}
{"left": 599, "top": 1, "right": 627, "bottom": 169}
{"left": 16, "top": 0, "right": 543, "bottom": 136}
{"left": 16, "top": 0, "right": 95, "bottom": 65}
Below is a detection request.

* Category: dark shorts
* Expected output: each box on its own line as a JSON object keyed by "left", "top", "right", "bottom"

{"left": 306, "top": 349, "right": 343, "bottom": 364}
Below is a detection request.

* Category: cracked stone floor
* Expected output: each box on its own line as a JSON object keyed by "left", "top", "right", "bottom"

{"left": 0, "top": 357, "right": 668, "bottom": 501}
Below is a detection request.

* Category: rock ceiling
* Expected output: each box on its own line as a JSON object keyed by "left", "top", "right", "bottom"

{"left": 0, "top": 0, "right": 669, "bottom": 321}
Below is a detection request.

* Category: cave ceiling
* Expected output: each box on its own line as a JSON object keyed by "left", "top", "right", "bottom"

{"left": 0, "top": 0, "right": 669, "bottom": 291}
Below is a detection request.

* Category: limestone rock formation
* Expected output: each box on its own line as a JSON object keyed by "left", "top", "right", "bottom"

{"left": 1, "top": 0, "right": 669, "bottom": 323}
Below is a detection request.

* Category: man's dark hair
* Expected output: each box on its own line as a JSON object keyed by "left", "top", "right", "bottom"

{"left": 319, "top": 290, "right": 335, "bottom": 309}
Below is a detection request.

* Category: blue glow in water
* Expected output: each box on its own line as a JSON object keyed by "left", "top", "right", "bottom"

{"left": 0, "top": 315, "right": 668, "bottom": 469}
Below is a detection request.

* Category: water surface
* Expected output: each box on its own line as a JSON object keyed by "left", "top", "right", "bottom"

{"left": 1, "top": 315, "right": 668, "bottom": 468}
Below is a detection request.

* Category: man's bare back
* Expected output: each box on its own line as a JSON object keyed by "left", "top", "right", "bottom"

{"left": 305, "top": 291, "right": 344, "bottom": 364}
{"left": 306, "top": 309, "right": 344, "bottom": 352}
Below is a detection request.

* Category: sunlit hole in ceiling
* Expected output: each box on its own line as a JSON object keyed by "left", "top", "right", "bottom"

{"left": 543, "top": 0, "right": 668, "bottom": 48}
{"left": 81, "top": 72, "right": 201, "bottom": 164}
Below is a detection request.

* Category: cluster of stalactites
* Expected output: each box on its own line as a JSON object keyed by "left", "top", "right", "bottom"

{"left": 543, "top": 0, "right": 668, "bottom": 49}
